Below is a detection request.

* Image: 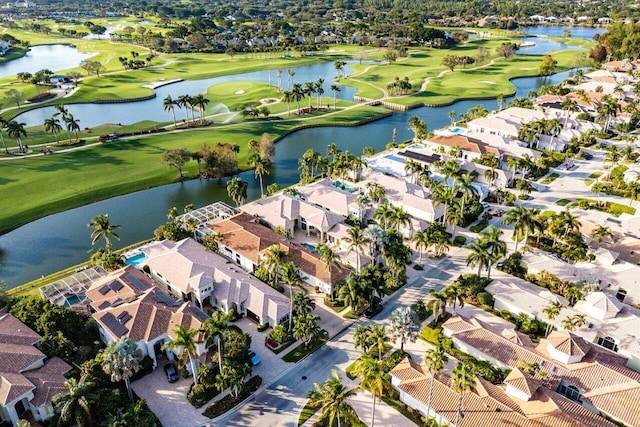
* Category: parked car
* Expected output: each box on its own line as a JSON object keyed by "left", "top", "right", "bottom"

{"left": 164, "top": 363, "right": 179, "bottom": 383}
{"left": 249, "top": 349, "right": 261, "bottom": 366}
{"left": 364, "top": 303, "right": 383, "bottom": 319}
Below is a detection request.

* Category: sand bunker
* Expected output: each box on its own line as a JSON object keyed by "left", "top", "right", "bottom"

{"left": 234, "top": 90, "right": 245, "bottom": 95}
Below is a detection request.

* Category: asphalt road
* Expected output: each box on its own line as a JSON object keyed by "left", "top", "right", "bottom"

{"left": 204, "top": 248, "right": 465, "bottom": 426}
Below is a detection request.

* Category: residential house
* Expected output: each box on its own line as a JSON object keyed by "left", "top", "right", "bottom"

{"left": 209, "top": 213, "right": 349, "bottom": 295}
{"left": 390, "top": 357, "right": 613, "bottom": 426}
{"left": 86, "top": 266, "right": 211, "bottom": 370}
{"left": 442, "top": 314, "right": 640, "bottom": 426}
{"left": 296, "top": 179, "right": 363, "bottom": 218}
{"left": 424, "top": 134, "right": 501, "bottom": 162}
{"left": 0, "top": 311, "right": 72, "bottom": 426}
{"left": 140, "top": 239, "right": 289, "bottom": 326}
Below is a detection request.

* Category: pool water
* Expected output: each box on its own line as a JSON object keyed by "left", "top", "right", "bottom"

{"left": 407, "top": 143, "right": 425, "bottom": 150}
{"left": 448, "top": 127, "right": 467, "bottom": 135}
{"left": 301, "top": 243, "right": 318, "bottom": 253}
{"left": 384, "top": 154, "right": 406, "bottom": 163}
{"left": 63, "top": 294, "right": 84, "bottom": 307}
{"left": 125, "top": 253, "right": 147, "bottom": 267}
{"left": 334, "top": 180, "right": 356, "bottom": 192}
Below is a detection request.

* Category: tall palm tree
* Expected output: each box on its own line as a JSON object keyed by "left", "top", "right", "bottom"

{"left": 412, "top": 230, "right": 430, "bottom": 264}
{"left": 177, "top": 94, "right": 192, "bottom": 122}
{"left": 192, "top": 93, "right": 210, "bottom": 124}
{"left": 163, "top": 94, "right": 177, "bottom": 127}
{"left": 427, "top": 290, "right": 448, "bottom": 323}
{"left": 226, "top": 177, "right": 248, "bottom": 207}
{"left": 387, "top": 307, "right": 420, "bottom": 352}
{"left": 53, "top": 378, "right": 97, "bottom": 427}
{"left": 561, "top": 98, "right": 579, "bottom": 128}
{"left": 424, "top": 346, "right": 447, "bottom": 418}
{"left": 287, "top": 68, "right": 295, "bottom": 90}
{"left": 202, "top": 310, "right": 230, "bottom": 369}
{"left": 502, "top": 205, "right": 542, "bottom": 253}
{"left": 88, "top": 214, "right": 121, "bottom": 253}
{"left": 338, "top": 273, "right": 367, "bottom": 311}
{"left": 315, "top": 77, "right": 325, "bottom": 108}
{"left": 408, "top": 115, "right": 427, "bottom": 141}
{"left": 64, "top": 114, "right": 80, "bottom": 141}
{"left": 330, "top": 84, "right": 341, "bottom": 109}
{"left": 352, "top": 356, "right": 387, "bottom": 427}
{"left": 590, "top": 224, "right": 614, "bottom": 245}
{"left": 101, "top": 336, "right": 143, "bottom": 401}
{"left": 44, "top": 116, "right": 62, "bottom": 143}
{"left": 316, "top": 242, "right": 342, "bottom": 282}
{"left": 433, "top": 184, "right": 457, "bottom": 225}
{"left": 307, "top": 370, "right": 357, "bottom": 427}
{"left": 261, "top": 244, "right": 288, "bottom": 285}
{"left": 476, "top": 226, "right": 507, "bottom": 278}
{"left": 389, "top": 205, "right": 411, "bottom": 233}
{"left": 369, "top": 325, "right": 389, "bottom": 360}
{"left": 162, "top": 325, "right": 201, "bottom": 384}
{"left": 252, "top": 156, "right": 270, "bottom": 198}
{"left": 451, "top": 361, "right": 476, "bottom": 427}
{"left": 542, "top": 302, "right": 562, "bottom": 336}
{"left": 466, "top": 241, "right": 491, "bottom": 276}
{"left": 282, "top": 261, "right": 302, "bottom": 330}
{"left": 54, "top": 103, "right": 69, "bottom": 118}
{"left": 345, "top": 226, "right": 371, "bottom": 272}
{"left": 6, "top": 120, "right": 26, "bottom": 153}
{"left": 448, "top": 110, "right": 456, "bottom": 126}
{"left": 454, "top": 171, "right": 478, "bottom": 215}
{"left": 292, "top": 83, "right": 305, "bottom": 114}
{"left": 282, "top": 90, "right": 293, "bottom": 115}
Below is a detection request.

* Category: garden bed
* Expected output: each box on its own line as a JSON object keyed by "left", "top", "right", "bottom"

{"left": 202, "top": 376, "right": 262, "bottom": 419}
{"left": 282, "top": 332, "right": 328, "bottom": 363}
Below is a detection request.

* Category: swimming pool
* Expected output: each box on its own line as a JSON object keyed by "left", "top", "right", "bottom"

{"left": 63, "top": 293, "right": 85, "bottom": 307}
{"left": 125, "top": 252, "right": 147, "bottom": 268}
{"left": 301, "top": 243, "right": 318, "bottom": 253}
{"left": 407, "top": 143, "right": 425, "bottom": 150}
{"left": 334, "top": 180, "right": 356, "bottom": 192}
{"left": 448, "top": 126, "right": 467, "bottom": 135}
{"left": 385, "top": 154, "right": 406, "bottom": 163}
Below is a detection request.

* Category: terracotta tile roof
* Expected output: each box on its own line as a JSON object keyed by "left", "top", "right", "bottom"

{"left": 86, "top": 266, "right": 151, "bottom": 312}
{"left": 445, "top": 314, "right": 640, "bottom": 427}
{"left": 392, "top": 358, "right": 612, "bottom": 426}
{"left": 547, "top": 331, "right": 591, "bottom": 357}
{"left": 210, "top": 213, "right": 349, "bottom": 286}
{"left": 428, "top": 134, "right": 501, "bottom": 155}
{"left": 504, "top": 368, "right": 541, "bottom": 398}
{"left": 0, "top": 314, "right": 71, "bottom": 408}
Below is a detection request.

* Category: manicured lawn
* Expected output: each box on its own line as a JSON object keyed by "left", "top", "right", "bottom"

{"left": 541, "top": 173, "right": 559, "bottom": 184}
{"left": 297, "top": 401, "right": 320, "bottom": 426}
{"left": 588, "top": 171, "right": 603, "bottom": 179}
{"left": 540, "top": 210, "right": 555, "bottom": 219}
{"left": 0, "top": 105, "right": 386, "bottom": 234}
{"left": 555, "top": 198, "right": 572, "bottom": 206}
{"left": 419, "top": 325, "right": 443, "bottom": 345}
{"left": 282, "top": 333, "right": 328, "bottom": 363}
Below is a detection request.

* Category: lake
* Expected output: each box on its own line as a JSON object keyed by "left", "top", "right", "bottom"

{"left": 0, "top": 44, "right": 92, "bottom": 79}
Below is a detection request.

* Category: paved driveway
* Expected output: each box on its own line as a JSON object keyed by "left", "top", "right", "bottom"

{"left": 132, "top": 361, "right": 209, "bottom": 427}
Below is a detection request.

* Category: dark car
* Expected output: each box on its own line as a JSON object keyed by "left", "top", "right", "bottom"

{"left": 364, "top": 303, "right": 383, "bottom": 319}
{"left": 164, "top": 363, "right": 179, "bottom": 383}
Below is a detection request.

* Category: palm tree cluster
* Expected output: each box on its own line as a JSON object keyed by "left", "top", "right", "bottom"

{"left": 307, "top": 370, "right": 357, "bottom": 427}
{"left": 1, "top": 119, "right": 27, "bottom": 153}
{"left": 517, "top": 117, "right": 562, "bottom": 150}
{"left": 282, "top": 77, "right": 326, "bottom": 115}
{"left": 163, "top": 93, "right": 210, "bottom": 126}
{"left": 386, "top": 76, "right": 412, "bottom": 95}
{"left": 336, "top": 264, "right": 383, "bottom": 312}
{"left": 354, "top": 325, "right": 390, "bottom": 359}
{"left": 412, "top": 222, "right": 451, "bottom": 263}
{"left": 466, "top": 226, "right": 507, "bottom": 279}
{"left": 597, "top": 94, "right": 622, "bottom": 133}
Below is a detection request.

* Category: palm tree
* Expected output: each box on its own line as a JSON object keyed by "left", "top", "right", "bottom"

{"left": 446, "top": 200, "right": 465, "bottom": 236}
{"left": 202, "top": 310, "right": 230, "bottom": 369}
{"left": 413, "top": 230, "right": 430, "bottom": 264}
{"left": 316, "top": 77, "right": 325, "bottom": 108}
{"left": 304, "top": 81, "right": 316, "bottom": 109}
{"left": 88, "top": 214, "right": 121, "bottom": 252}
{"left": 501, "top": 205, "right": 542, "bottom": 253}
{"left": 476, "top": 226, "right": 507, "bottom": 278}
{"left": 6, "top": 120, "right": 26, "bottom": 153}
{"left": 466, "top": 241, "right": 491, "bottom": 276}
{"left": 251, "top": 156, "right": 270, "bottom": 198}
{"left": 369, "top": 325, "right": 389, "bottom": 360}
{"left": 177, "top": 94, "right": 193, "bottom": 122}
{"left": 626, "top": 180, "right": 640, "bottom": 206}
{"left": 261, "top": 244, "right": 288, "bottom": 285}
{"left": 292, "top": 291, "right": 315, "bottom": 316}
{"left": 53, "top": 378, "right": 97, "bottom": 427}
{"left": 163, "top": 94, "right": 177, "bottom": 127}
{"left": 287, "top": 68, "right": 296, "bottom": 89}
{"left": 352, "top": 356, "right": 386, "bottom": 427}
{"left": 44, "top": 116, "right": 62, "bottom": 143}
{"left": 282, "top": 261, "right": 303, "bottom": 329}
{"left": 345, "top": 226, "right": 371, "bottom": 272}
{"left": 292, "top": 83, "right": 305, "bottom": 114}
{"left": 330, "top": 84, "right": 341, "bottom": 109}
{"left": 454, "top": 171, "right": 478, "bottom": 216}
{"left": 448, "top": 110, "right": 456, "bottom": 126}
{"left": 542, "top": 302, "right": 562, "bottom": 336}
{"left": 408, "top": 115, "right": 427, "bottom": 140}
{"left": 561, "top": 98, "right": 579, "bottom": 128}
{"left": 424, "top": 346, "right": 447, "bottom": 419}
{"left": 451, "top": 361, "right": 476, "bottom": 427}
{"left": 282, "top": 90, "right": 293, "bottom": 115}
{"left": 101, "top": 336, "right": 143, "bottom": 401}
{"left": 427, "top": 290, "right": 448, "bottom": 323}
{"left": 316, "top": 242, "right": 342, "bottom": 283}
{"left": 64, "top": 113, "right": 80, "bottom": 141}
{"left": 388, "top": 205, "right": 411, "bottom": 233}
{"left": 226, "top": 177, "right": 248, "bottom": 207}
{"left": 162, "top": 325, "right": 202, "bottom": 384}
{"left": 192, "top": 93, "right": 210, "bottom": 124}
{"left": 590, "top": 224, "right": 614, "bottom": 245}
{"left": 387, "top": 307, "right": 420, "bottom": 352}
{"left": 54, "top": 103, "right": 69, "bottom": 118}
{"left": 338, "top": 274, "right": 367, "bottom": 311}
{"left": 307, "top": 370, "right": 357, "bottom": 427}
{"left": 433, "top": 184, "right": 457, "bottom": 225}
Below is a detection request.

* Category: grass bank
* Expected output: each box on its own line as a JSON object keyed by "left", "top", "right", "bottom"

{"left": 0, "top": 104, "right": 386, "bottom": 234}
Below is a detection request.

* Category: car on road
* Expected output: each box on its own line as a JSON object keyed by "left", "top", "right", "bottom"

{"left": 249, "top": 350, "right": 261, "bottom": 366}
{"left": 164, "top": 363, "right": 179, "bottom": 383}
{"left": 481, "top": 201, "right": 490, "bottom": 209}
{"left": 364, "top": 303, "right": 383, "bottom": 319}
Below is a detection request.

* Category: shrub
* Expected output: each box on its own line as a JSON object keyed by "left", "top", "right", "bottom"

{"left": 257, "top": 323, "right": 269, "bottom": 332}
{"left": 411, "top": 299, "right": 429, "bottom": 321}
{"left": 476, "top": 292, "right": 494, "bottom": 307}
{"left": 202, "top": 376, "right": 262, "bottom": 418}
{"left": 384, "top": 350, "right": 407, "bottom": 372}
{"left": 188, "top": 383, "right": 220, "bottom": 408}
{"left": 453, "top": 235, "right": 466, "bottom": 246}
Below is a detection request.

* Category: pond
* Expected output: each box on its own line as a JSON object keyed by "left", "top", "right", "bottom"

{"left": 523, "top": 25, "right": 603, "bottom": 40}
{"left": 0, "top": 44, "right": 92, "bottom": 79}
{"left": 13, "top": 61, "right": 362, "bottom": 128}
{"left": 0, "top": 68, "right": 578, "bottom": 288}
